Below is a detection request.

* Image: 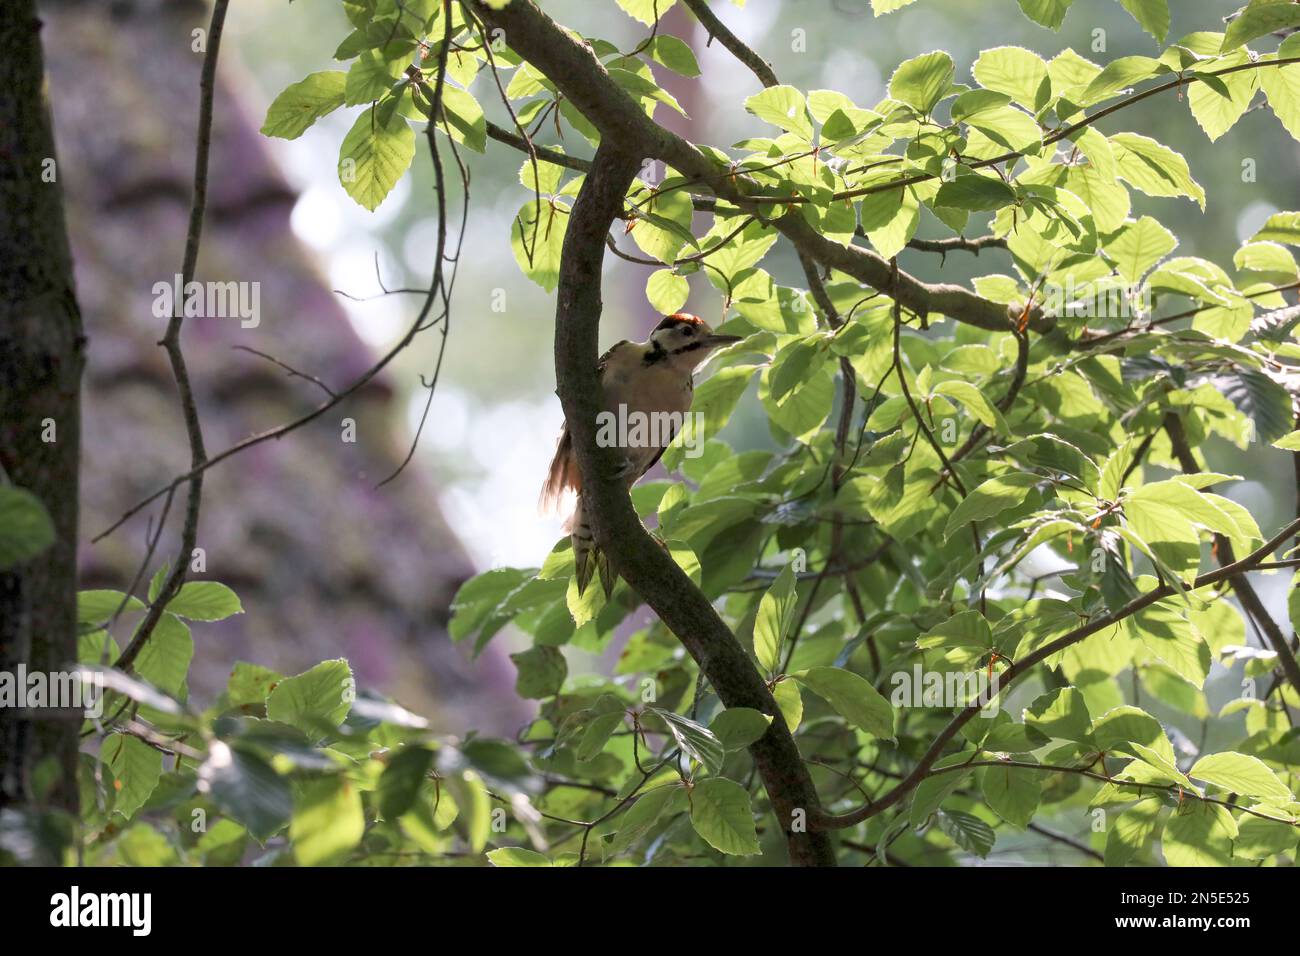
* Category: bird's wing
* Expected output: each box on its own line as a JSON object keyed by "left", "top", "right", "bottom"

{"left": 539, "top": 342, "right": 633, "bottom": 514}
{"left": 597, "top": 339, "right": 633, "bottom": 375}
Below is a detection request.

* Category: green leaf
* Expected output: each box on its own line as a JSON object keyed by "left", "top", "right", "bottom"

{"left": 1261, "top": 36, "right": 1300, "bottom": 141}
{"left": 889, "top": 51, "right": 955, "bottom": 114}
{"left": 377, "top": 746, "right": 434, "bottom": 819}
{"left": 631, "top": 186, "right": 695, "bottom": 263}
{"left": 650, "top": 708, "right": 725, "bottom": 775}
{"left": 609, "top": 67, "right": 688, "bottom": 118}
{"left": 1105, "top": 215, "right": 1176, "bottom": 284}
{"left": 511, "top": 199, "right": 569, "bottom": 291}
{"left": 1130, "top": 740, "right": 1194, "bottom": 788}
{"left": 487, "top": 847, "right": 553, "bottom": 867}
{"left": 933, "top": 173, "right": 1016, "bottom": 212}
{"left": 663, "top": 365, "right": 757, "bottom": 470}
{"left": 932, "top": 379, "right": 1007, "bottom": 431}
{"left": 1274, "top": 430, "right": 1300, "bottom": 451}
{"left": 444, "top": 770, "right": 491, "bottom": 853}
{"left": 1222, "top": 3, "right": 1300, "bottom": 52}
{"left": 646, "top": 269, "right": 689, "bottom": 314}
{"left": 518, "top": 153, "right": 565, "bottom": 196}
{"left": 1130, "top": 605, "right": 1213, "bottom": 687}
{"left": 794, "top": 666, "right": 896, "bottom": 741}
{"left": 0, "top": 486, "right": 55, "bottom": 570}
{"left": 1213, "top": 369, "right": 1294, "bottom": 444}
{"left": 226, "top": 661, "right": 283, "bottom": 708}
{"left": 1120, "top": 0, "right": 1169, "bottom": 42}
{"left": 1252, "top": 209, "right": 1300, "bottom": 246}
{"left": 165, "top": 581, "right": 243, "bottom": 621}
{"left": 1189, "top": 752, "right": 1293, "bottom": 800}
{"left": 1110, "top": 132, "right": 1206, "bottom": 209}
{"left": 1123, "top": 482, "right": 1209, "bottom": 582}
{"left": 871, "top": 0, "right": 919, "bottom": 13}
{"left": 616, "top": 0, "right": 677, "bottom": 26}
{"left": 510, "top": 645, "right": 567, "bottom": 699}
{"left": 753, "top": 564, "right": 797, "bottom": 674}
{"left": 689, "top": 777, "right": 760, "bottom": 856}
{"left": 759, "top": 360, "right": 834, "bottom": 442}
{"left": 344, "top": 51, "right": 404, "bottom": 106}
{"left": 1016, "top": 0, "right": 1074, "bottom": 30}
{"left": 260, "top": 71, "right": 347, "bottom": 139}
{"left": 198, "top": 746, "right": 292, "bottom": 842}
{"left": 937, "top": 808, "right": 995, "bottom": 857}
{"left": 772, "top": 679, "right": 802, "bottom": 733}
{"left": 1162, "top": 801, "right": 1236, "bottom": 866}
{"left": 917, "top": 609, "right": 993, "bottom": 651}
{"left": 576, "top": 696, "right": 626, "bottom": 761}
{"left": 337, "top": 108, "right": 416, "bottom": 211}
{"left": 1235, "top": 240, "right": 1298, "bottom": 278}
{"left": 944, "top": 473, "right": 1039, "bottom": 540}
{"left": 103, "top": 734, "right": 162, "bottom": 821}
{"left": 265, "top": 659, "right": 354, "bottom": 735}
{"left": 647, "top": 35, "right": 700, "bottom": 77}
{"left": 434, "top": 86, "right": 487, "bottom": 152}
{"left": 860, "top": 185, "right": 920, "bottom": 259}
{"left": 607, "top": 785, "right": 683, "bottom": 859}
{"left": 133, "top": 613, "right": 193, "bottom": 698}
{"left": 1082, "top": 56, "right": 1163, "bottom": 104}
{"left": 744, "top": 85, "right": 813, "bottom": 140}
{"left": 1188, "top": 51, "right": 1259, "bottom": 141}
{"left": 1023, "top": 686, "right": 1091, "bottom": 742}
{"left": 769, "top": 337, "right": 827, "bottom": 403}
{"left": 1104, "top": 798, "right": 1160, "bottom": 866}
{"left": 78, "top": 590, "right": 144, "bottom": 625}
{"left": 949, "top": 95, "right": 1042, "bottom": 152}
{"left": 972, "top": 46, "right": 1051, "bottom": 111}
{"left": 1234, "top": 812, "right": 1300, "bottom": 860}
{"left": 709, "top": 707, "right": 773, "bottom": 750}
{"left": 291, "top": 776, "right": 365, "bottom": 866}
{"left": 980, "top": 762, "right": 1042, "bottom": 828}
{"left": 1091, "top": 705, "right": 1170, "bottom": 760}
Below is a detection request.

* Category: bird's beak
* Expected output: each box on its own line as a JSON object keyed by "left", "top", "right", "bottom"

{"left": 703, "top": 333, "right": 743, "bottom": 348}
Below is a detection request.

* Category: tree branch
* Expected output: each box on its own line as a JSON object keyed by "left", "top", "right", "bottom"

{"left": 115, "top": 0, "right": 229, "bottom": 672}
{"left": 681, "top": 0, "right": 778, "bottom": 88}
{"left": 907, "top": 235, "right": 1007, "bottom": 256}
{"left": 553, "top": 140, "right": 836, "bottom": 865}
{"left": 1163, "top": 411, "right": 1300, "bottom": 699}
{"left": 466, "top": 0, "right": 1041, "bottom": 337}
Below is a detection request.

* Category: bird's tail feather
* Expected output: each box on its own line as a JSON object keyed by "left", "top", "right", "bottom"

{"left": 570, "top": 496, "right": 616, "bottom": 598}
{"left": 540, "top": 426, "right": 580, "bottom": 518}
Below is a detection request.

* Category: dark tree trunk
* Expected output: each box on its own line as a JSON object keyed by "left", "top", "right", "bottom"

{"left": 0, "top": 0, "right": 84, "bottom": 813}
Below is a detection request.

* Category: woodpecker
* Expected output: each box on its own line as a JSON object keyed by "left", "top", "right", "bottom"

{"left": 540, "top": 313, "right": 742, "bottom": 597}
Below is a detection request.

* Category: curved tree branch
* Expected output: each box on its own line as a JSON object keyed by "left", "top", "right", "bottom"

{"left": 681, "top": 0, "right": 778, "bottom": 88}
{"left": 468, "top": 0, "right": 1041, "bottom": 338}
{"left": 554, "top": 140, "right": 836, "bottom": 866}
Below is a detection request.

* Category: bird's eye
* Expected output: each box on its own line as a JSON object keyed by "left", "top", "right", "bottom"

{"left": 682, "top": 326, "right": 695, "bottom": 336}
